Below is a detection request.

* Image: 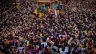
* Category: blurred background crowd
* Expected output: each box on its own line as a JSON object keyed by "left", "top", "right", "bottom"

{"left": 0, "top": 0, "right": 96, "bottom": 54}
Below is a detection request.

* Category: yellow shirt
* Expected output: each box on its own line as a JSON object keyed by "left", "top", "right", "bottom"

{"left": 26, "top": 41, "right": 29, "bottom": 46}
{"left": 19, "top": 37, "right": 23, "bottom": 41}
{"left": 39, "top": 13, "right": 43, "bottom": 18}
{"left": 16, "top": 2, "right": 20, "bottom": 8}
{"left": 83, "top": 30, "right": 87, "bottom": 34}
{"left": 56, "top": 10, "right": 60, "bottom": 14}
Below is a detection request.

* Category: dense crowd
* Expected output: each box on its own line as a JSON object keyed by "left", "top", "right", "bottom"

{"left": 0, "top": 0, "right": 96, "bottom": 54}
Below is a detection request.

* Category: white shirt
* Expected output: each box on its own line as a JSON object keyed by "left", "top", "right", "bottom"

{"left": 17, "top": 47, "right": 24, "bottom": 53}
{"left": 38, "top": 50, "right": 43, "bottom": 54}
{"left": 41, "top": 42, "right": 47, "bottom": 47}
{"left": 59, "top": 47, "right": 69, "bottom": 54}
{"left": 64, "top": 47, "right": 69, "bottom": 53}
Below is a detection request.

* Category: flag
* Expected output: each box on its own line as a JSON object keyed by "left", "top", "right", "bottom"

{"left": 34, "top": 9, "right": 38, "bottom": 15}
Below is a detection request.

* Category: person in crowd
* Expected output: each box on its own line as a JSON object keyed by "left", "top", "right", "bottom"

{"left": 0, "top": 0, "right": 96, "bottom": 54}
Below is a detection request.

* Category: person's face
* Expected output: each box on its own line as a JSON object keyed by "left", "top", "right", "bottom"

{"left": 12, "top": 47, "right": 15, "bottom": 51}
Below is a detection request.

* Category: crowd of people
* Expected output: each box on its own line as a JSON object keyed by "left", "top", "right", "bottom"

{"left": 0, "top": 0, "right": 96, "bottom": 54}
